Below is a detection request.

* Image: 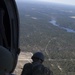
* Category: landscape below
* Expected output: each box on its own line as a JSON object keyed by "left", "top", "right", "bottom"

{"left": 17, "top": 1, "right": 75, "bottom": 75}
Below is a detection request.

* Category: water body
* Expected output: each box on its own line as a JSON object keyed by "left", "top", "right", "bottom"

{"left": 49, "top": 20, "right": 75, "bottom": 33}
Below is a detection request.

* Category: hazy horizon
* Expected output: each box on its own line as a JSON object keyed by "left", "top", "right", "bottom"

{"left": 16, "top": 0, "right": 75, "bottom": 6}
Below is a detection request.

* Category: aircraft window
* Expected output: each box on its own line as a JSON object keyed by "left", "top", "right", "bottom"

{"left": 16, "top": 1, "right": 75, "bottom": 75}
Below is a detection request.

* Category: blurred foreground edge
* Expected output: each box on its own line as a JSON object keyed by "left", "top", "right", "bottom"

{"left": 0, "top": 0, "right": 20, "bottom": 73}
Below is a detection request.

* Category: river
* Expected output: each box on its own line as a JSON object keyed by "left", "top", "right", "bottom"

{"left": 49, "top": 20, "right": 75, "bottom": 33}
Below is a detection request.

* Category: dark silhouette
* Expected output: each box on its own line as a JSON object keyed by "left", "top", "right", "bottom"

{"left": 21, "top": 52, "right": 53, "bottom": 75}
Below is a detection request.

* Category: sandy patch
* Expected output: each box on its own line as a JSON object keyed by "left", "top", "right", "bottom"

{"left": 14, "top": 52, "right": 33, "bottom": 75}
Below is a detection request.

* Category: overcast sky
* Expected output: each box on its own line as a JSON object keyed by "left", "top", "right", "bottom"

{"left": 16, "top": 0, "right": 75, "bottom": 6}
